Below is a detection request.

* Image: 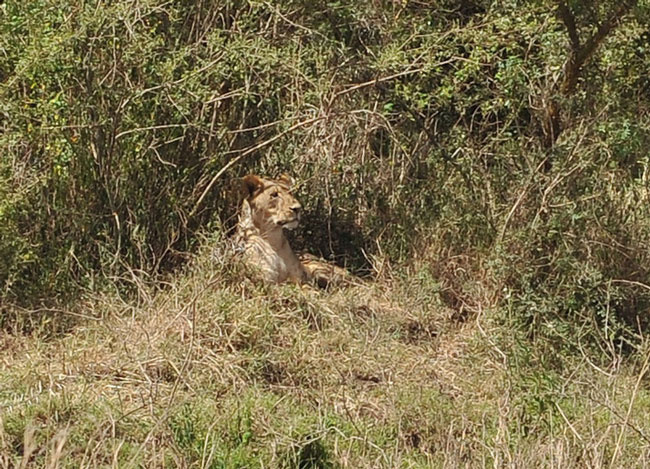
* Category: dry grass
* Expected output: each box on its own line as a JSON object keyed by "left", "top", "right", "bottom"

{"left": 2, "top": 244, "right": 650, "bottom": 468}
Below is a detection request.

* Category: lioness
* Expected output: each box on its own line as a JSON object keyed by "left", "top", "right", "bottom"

{"left": 234, "top": 174, "right": 349, "bottom": 287}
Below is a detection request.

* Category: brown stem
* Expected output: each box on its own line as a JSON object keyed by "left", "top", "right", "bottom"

{"left": 561, "top": 1, "right": 637, "bottom": 94}
{"left": 558, "top": 2, "right": 580, "bottom": 51}
{"left": 543, "top": 1, "right": 637, "bottom": 148}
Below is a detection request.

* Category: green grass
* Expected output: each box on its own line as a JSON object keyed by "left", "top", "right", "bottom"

{"left": 2, "top": 246, "right": 650, "bottom": 468}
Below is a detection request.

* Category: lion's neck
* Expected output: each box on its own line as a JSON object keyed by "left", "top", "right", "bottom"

{"left": 256, "top": 224, "right": 286, "bottom": 250}
{"left": 254, "top": 223, "right": 304, "bottom": 283}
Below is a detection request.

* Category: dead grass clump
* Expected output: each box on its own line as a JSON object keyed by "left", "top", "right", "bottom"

{"left": 3, "top": 242, "right": 650, "bottom": 467}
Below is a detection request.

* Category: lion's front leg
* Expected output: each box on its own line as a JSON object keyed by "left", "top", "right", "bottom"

{"left": 299, "top": 254, "right": 351, "bottom": 289}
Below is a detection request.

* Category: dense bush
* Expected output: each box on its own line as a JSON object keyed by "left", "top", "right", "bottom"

{"left": 2, "top": 0, "right": 649, "bottom": 349}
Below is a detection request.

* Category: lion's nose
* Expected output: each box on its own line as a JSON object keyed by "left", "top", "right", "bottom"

{"left": 291, "top": 205, "right": 301, "bottom": 214}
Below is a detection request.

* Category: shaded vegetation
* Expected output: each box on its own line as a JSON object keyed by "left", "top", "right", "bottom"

{"left": 3, "top": 0, "right": 650, "bottom": 336}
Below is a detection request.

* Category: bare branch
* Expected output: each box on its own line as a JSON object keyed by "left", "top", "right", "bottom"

{"left": 188, "top": 116, "right": 324, "bottom": 219}
{"left": 543, "top": 0, "right": 637, "bottom": 148}
{"left": 557, "top": 1, "right": 580, "bottom": 51}
{"left": 561, "top": 1, "right": 637, "bottom": 93}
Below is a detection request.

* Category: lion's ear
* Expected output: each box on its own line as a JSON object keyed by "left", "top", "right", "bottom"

{"left": 241, "top": 174, "right": 264, "bottom": 198}
{"left": 277, "top": 173, "right": 294, "bottom": 188}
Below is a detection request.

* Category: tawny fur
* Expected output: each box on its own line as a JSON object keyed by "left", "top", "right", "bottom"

{"left": 234, "top": 174, "right": 350, "bottom": 287}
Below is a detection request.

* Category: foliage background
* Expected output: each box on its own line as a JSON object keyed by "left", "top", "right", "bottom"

{"left": 3, "top": 0, "right": 649, "bottom": 344}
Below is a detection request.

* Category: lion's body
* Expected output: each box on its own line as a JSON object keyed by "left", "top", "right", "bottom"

{"left": 234, "top": 174, "right": 350, "bottom": 287}
{"left": 234, "top": 175, "right": 310, "bottom": 284}
{"left": 300, "top": 253, "right": 352, "bottom": 289}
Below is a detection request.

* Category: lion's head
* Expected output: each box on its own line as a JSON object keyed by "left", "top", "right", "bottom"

{"left": 240, "top": 174, "right": 302, "bottom": 233}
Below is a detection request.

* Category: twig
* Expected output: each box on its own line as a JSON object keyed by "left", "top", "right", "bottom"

{"left": 189, "top": 115, "right": 324, "bottom": 218}
{"left": 610, "top": 350, "right": 650, "bottom": 467}
{"left": 611, "top": 279, "right": 650, "bottom": 292}
{"left": 129, "top": 52, "right": 227, "bottom": 101}
{"left": 587, "top": 391, "right": 650, "bottom": 446}
{"left": 115, "top": 123, "right": 191, "bottom": 140}
{"left": 9, "top": 305, "right": 102, "bottom": 321}
{"left": 332, "top": 68, "right": 423, "bottom": 101}
{"left": 555, "top": 401, "right": 584, "bottom": 442}
{"left": 332, "top": 57, "right": 464, "bottom": 102}
{"left": 497, "top": 156, "right": 549, "bottom": 245}
{"left": 263, "top": 2, "right": 331, "bottom": 42}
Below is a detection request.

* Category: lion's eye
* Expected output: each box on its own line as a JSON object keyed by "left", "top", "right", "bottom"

{"left": 271, "top": 191, "right": 279, "bottom": 198}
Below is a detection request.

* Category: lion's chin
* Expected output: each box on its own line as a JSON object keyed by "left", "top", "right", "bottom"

{"left": 280, "top": 220, "right": 299, "bottom": 230}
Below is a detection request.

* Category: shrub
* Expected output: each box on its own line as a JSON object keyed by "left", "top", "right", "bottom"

{"left": 2, "top": 0, "right": 649, "bottom": 354}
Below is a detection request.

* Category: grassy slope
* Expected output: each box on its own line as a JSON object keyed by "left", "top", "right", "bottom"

{"left": 2, "top": 247, "right": 650, "bottom": 468}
